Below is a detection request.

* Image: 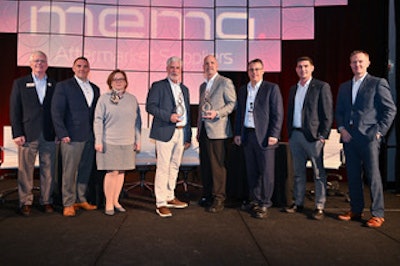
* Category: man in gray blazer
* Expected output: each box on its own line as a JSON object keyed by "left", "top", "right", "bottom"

{"left": 52, "top": 57, "right": 100, "bottom": 217}
{"left": 197, "top": 55, "right": 237, "bottom": 213}
{"left": 10, "top": 51, "right": 56, "bottom": 216}
{"left": 234, "top": 58, "right": 283, "bottom": 219}
{"left": 146, "top": 56, "right": 191, "bottom": 218}
{"left": 285, "top": 56, "right": 333, "bottom": 220}
{"left": 336, "top": 50, "right": 396, "bottom": 227}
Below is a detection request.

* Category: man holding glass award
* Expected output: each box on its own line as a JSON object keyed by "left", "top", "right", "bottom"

{"left": 197, "top": 55, "right": 237, "bottom": 213}
{"left": 146, "top": 56, "right": 192, "bottom": 218}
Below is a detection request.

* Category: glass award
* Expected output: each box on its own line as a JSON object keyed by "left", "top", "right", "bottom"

{"left": 176, "top": 101, "right": 184, "bottom": 117}
{"left": 176, "top": 92, "right": 185, "bottom": 117}
{"left": 201, "top": 98, "right": 212, "bottom": 117}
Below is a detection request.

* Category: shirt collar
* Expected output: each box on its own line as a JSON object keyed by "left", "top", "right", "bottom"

{"left": 297, "top": 77, "right": 312, "bottom": 88}
{"left": 353, "top": 72, "right": 368, "bottom": 83}
{"left": 31, "top": 73, "right": 47, "bottom": 82}
{"left": 248, "top": 79, "right": 263, "bottom": 90}
{"left": 74, "top": 75, "right": 90, "bottom": 85}
{"left": 168, "top": 78, "right": 180, "bottom": 88}
{"left": 205, "top": 72, "right": 218, "bottom": 83}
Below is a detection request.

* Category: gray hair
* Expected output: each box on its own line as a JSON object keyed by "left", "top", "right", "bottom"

{"left": 29, "top": 51, "right": 47, "bottom": 62}
{"left": 166, "top": 56, "right": 182, "bottom": 67}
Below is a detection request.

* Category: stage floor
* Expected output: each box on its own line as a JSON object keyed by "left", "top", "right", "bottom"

{"left": 1, "top": 176, "right": 399, "bottom": 265}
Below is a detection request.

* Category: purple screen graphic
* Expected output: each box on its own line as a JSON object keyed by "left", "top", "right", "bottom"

{"left": 0, "top": 0, "right": 347, "bottom": 126}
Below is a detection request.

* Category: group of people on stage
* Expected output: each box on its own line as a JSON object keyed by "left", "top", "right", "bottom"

{"left": 10, "top": 50, "right": 396, "bottom": 228}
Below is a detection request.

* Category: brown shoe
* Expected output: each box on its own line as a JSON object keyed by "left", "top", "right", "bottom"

{"left": 74, "top": 202, "right": 97, "bottom": 211}
{"left": 166, "top": 198, "right": 188, "bottom": 209}
{"left": 63, "top": 206, "right": 76, "bottom": 217}
{"left": 366, "top": 217, "right": 385, "bottom": 228}
{"left": 156, "top": 206, "right": 172, "bottom": 217}
{"left": 20, "top": 205, "right": 32, "bottom": 216}
{"left": 338, "top": 211, "right": 363, "bottom": 221}
{"left": 43, "top": 204, "right": 54, "bottom": 213}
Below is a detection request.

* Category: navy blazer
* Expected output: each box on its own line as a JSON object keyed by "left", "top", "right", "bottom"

{"left": 287, "top": 78, "right": 333, "bottom": 142}
{"left": 51, "top": 77, "right": 100, "bottom": 142}
{"left": 10, "top": 74, "right": 56, "bottom": 142}
{"left": 234, "top": 81, "right": 283, "bottom": 149}
{"left": 335, "top": 74, "right": 396, "bottom": 141}
{"left": 146, "top": 78, "right": 191, "bottom": 143}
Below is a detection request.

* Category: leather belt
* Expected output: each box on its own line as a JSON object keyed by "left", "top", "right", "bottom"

{"left": 176, "top": 126, "right": 184, "bottom": 129}
{"left": 293, "top": 128, "right": 302, "bottom": 131}
{"left": 245, "top": 127, "right": 255, "bottom": 132}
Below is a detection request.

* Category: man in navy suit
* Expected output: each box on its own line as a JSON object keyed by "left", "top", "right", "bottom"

{"left": 51, "top": 57, "right": 100, "bottom": 217}
{"left": 10, "top": 51, "right": 57, "bottom": 216}
{"left": 146, "top": 56, "right": 191, "bottom": 218}
{"left": 234, "top": 58, "right": 283, "bottom": 219}
{"left": 336, "top": 50, "right": 396, "bottom": 227}
{"left": 285, "top": 56, "right": 333, "bottom": 220}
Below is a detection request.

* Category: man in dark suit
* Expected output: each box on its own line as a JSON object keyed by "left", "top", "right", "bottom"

{"left": 51, "top": 56, "right": 100, "bottom": 217}
{"left": 197, "top": 55, "right": 237, "bottom": 213}
{"left": 234, "top": 58, "right": 283, "bottom": 219}
{"left": 146, "top": 56, "right": 191, "bottom": 218}
{"left": 10, "top": 51, "right": 57, "bottom": 216}
{"left": 336, "top": 50, "right": 396, "bottom": 227}
{"left": 285, "top": 56, "right": 333, "bottom": 220}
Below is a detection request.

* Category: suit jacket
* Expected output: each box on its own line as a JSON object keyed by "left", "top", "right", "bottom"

{"left": 287, "top": 78, "right": 333, "bottom": 142}
{"left": 51, "top": 77, "right": 100, "bottom": 142}
{"left": 146, "top": 78, "right": 191, "bottom": 143}
{"left": 10, "top": 74, "right": 56, "bottom": 142}
{"left": 234, "top": 81, "right": 283, "bottom": 149}
{"left": 197, "top": 74, "right": 237, "bottom": 139}
{"left": 335, "top": 74, "right": 396, "bottom": 141}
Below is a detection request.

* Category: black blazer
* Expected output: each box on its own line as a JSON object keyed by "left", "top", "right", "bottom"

{"left": 146, "top": 78, "right": 191, "bottom": 143}
{"left": 287, "top": 78, "right": 333, "bottom": 142}
{"left": 235, "top": 80, "right": 284, "bottom": 149}
{"left": 51, "top": 77, "right": 100, "bottom": 142}
{"left": 10, "top": 74, "right": 56, "bottom": 142}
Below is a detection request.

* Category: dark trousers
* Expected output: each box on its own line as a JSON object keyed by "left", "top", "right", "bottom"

{"left": 243, "top": 130, "right": 276, "bottom": 208}
{"left": 344, "top": 130, "right": 384, "bottom": 217}
{"left": 199, "top": 126, "right": 228, "bottom": 201}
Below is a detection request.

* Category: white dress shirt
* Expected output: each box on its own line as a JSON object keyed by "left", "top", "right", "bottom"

{"left": 293, "top": 78, "right": 312, "bottom": 128}
{"left": 75, "top": 76, "right": 94, "bottom": 107}
{"left": 244, "top": 80, "right": 262, "bottom": 128}
{"left": 352, "top": 73, "right": 367, "bottom": 104}
{"left": 168, "top": 78, "right": 187, "bottom": 127}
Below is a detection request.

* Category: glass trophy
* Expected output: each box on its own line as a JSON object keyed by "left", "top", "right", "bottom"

{"left": 201, "top": 98, "right": 212, "bottom": 117}
{"left": 176, "top": 93, "right": 185, "bottom": 117}
{"left": 176, "top": 101, "right": 184, "bottom": 117}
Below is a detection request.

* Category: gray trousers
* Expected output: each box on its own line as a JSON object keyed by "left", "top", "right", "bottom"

{"left": 60, "top": 141, "right": 94, "bottom": 207}
{"left": 289, "top": 130, "right": 327, "bottom": 209}
{"left": 17, "top": 134, "right": 56, "bottom": 207}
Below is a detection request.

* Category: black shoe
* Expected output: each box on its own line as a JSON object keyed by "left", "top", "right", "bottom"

{"left": 198, "top": 197, "right": 212, "bottom": 207}
{"left": 241, "top": 200, "right": 258, "bottom": 212}
{"left": 20, "top": 205, "right": 32, "bottom": 216}
{"left": 284, "top": 203, "right": 304, "bottom": 213}
{"left": 43, "top": 204, "right": 54, "bottom": 213}
{"left": 208, "top": 199, "right": 224, "bottom": 213}
{"left": 312, "top": 209, "right": 325, "bottom": 220}
{"left": 252, "top": 206, "right": 268, "bottom": 219}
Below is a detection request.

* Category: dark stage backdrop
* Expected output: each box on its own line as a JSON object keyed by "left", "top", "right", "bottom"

{"left": 0, "top": 0, "right": 398, "bottom": 189}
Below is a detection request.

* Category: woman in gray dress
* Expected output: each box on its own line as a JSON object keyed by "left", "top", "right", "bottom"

{"left": 94, "top": 69, "right": 141, "bottom": 215}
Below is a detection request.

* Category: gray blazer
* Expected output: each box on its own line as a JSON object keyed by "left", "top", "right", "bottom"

{"left": 197, "top": 74, "right": 237, "bottom": 139}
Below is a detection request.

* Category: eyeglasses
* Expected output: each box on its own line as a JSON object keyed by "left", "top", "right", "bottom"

{"left": 248, "top": 68, "right": 262, "bottom": 72}
{"left": 32, "top": 59, "right": 47, "bottom": 64}
{"left": 112, "top": 78, "right": 126, "bottom": 82}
